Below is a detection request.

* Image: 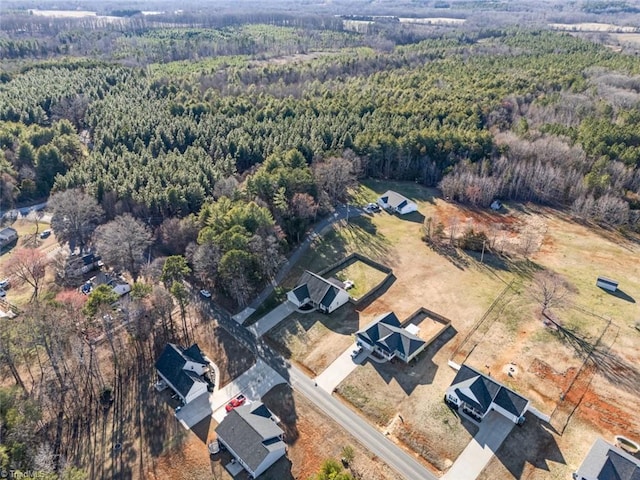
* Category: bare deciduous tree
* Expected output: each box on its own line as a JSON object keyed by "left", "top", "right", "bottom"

{"left": 531, "top": 271, "right": 569, "bottom": 317}
{"left": 4, "top": 248, "right": 48, "bottom": 301}
{"left": 313, "top": 156, "right": 357, "bottom": 205}
{"left": 49, "top": 188, "right": 104, "bottom": 253}
{"left": 190, "top": 242, "right": 221, "bottom": 288}
{"left": 93, "top": 214, "right": 153, "bottom": 281}
{"left": 157, "top": 216, "right": 198, "bottom": 256}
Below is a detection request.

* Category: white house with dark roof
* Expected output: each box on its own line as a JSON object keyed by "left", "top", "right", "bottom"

{"left": 377, "top": 190, "right": 418, "bottom": 215}
{"left": 215, "top": 402, "right": 286, "bottom": 479}
{"left": 445, "top": 364, "right": 529, "bottom": 424}
{"left": 574, "top": 438, "right": 640, "bottom": 480}
{"left": 356, "top": 312, "right": 426, "bottom": 363}
{"left": 155, "top": 343, "right": 210, "bottom": 404}
{"left": 286, "top": 270, "right": 350, "bottom": 314}
{"left": 93, "top": 271, "right": 131, "bottom": 297}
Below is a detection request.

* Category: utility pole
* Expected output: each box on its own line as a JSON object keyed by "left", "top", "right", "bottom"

{"left": 480, "top": 240, "right": 486, "bottom": 263}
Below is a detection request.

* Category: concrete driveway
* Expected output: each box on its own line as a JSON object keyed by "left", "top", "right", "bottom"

{"left": 248, "top": 301, "right": 295, "bottom": 337}
{"left": 315, "top": 342, "right": 362, "bottom": 392}
{"left": 176, "top": 359, "right": 286, "bottom": 428}
{"left": 211, "top": 359, "right": 286, "bottom": 422}
{"left": 443, "top": 411, "right": 515, "bottom": 480}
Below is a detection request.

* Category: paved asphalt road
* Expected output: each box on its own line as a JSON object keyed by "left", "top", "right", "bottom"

{"left": 0, "top": 201, "right": 47, "bottom": 220}
{"left": 246, "top": 203, "right": 362, "bottom": 312}
{"left": 201, "top": 297, "right": 437, "bottom": 480}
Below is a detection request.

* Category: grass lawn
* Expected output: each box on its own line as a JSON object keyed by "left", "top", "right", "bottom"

{"left": 0, "top": 219, "right": 59, "bottom": 308}
{"left": 324, "top": 258, "right": 388, "bottom": 300}
{"left": 266, "top": 307, "right": 358, "bottom": 375}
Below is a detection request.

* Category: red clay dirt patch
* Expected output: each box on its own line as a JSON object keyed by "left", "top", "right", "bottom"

{"left": 528, "top": 358, "right": 576, "bottom": 393}
{"left": 578, "top": 388, "right": 640, "bottom": 437}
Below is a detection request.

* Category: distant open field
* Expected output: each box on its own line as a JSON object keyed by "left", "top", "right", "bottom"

{"left": 28, "top": 9, "right": 99, "bottom": 17}
{"left": 609, "top": 33, "right": 640, "bottom": 46}
{"left": 549, "top": 22, "right": 638, "bottom": 33}
{"left": 399, "top": 17, "right": 466, "bottom": 25}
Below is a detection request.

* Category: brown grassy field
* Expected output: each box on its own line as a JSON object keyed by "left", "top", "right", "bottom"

{"left": 276, "top": 180, "right": 640, "bottom": 477}
{"left": 266, "top": 307, "right": 359, "bottom": 375}
{"left": 0, "top": 218, "right": 59, "bottom": 306}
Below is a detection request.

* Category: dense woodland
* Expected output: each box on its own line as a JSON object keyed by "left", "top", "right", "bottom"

{"left": 3, "top": 3, "right": 640, "bottom": 477}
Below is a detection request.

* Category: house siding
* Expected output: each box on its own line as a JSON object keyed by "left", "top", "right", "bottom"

{"left": 327, "top": 289, "right": 350, "bottom": 313}
{"left": 184, "top": 383, "right": 208, "bottom": 404}
{"left": 157, "top": 369, "right": 206, "bottom": 404}
{"left": 253, "top": 446, "right": 286, "bottom": 478}
{"left": 491, "top": 402, "right": 524, "bottom": 424}
{"left": 286, "top": 290, "right": 308, "bottom": 307}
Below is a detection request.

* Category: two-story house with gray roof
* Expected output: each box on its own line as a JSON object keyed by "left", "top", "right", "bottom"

{"left": 216, "top": 402, "right": 286, "bottom": 479}
{"left": 574, "top": 437, "right": 640, "bottom": 480}
{"left": 287, "top": 270, "right": 350, "bottom": 314}
{"left": 155, "top": 343, "right": 210, "bottom": 404}
{"left": 445, "top": 364, "right": 529, "bottom": 424}
{"left": 356, "top": 312, "right": 426, "bottom": 363}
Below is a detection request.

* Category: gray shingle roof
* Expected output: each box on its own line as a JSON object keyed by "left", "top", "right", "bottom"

{"left": 216, "top": 402, "right": 285, "bottom": 474}
{"left": 379, "top": 190, "right": 412, "bottom": 210}
{"left": 290, "top": 284, "right": 309, "bottom": 303}
{"left": 183, "top": 343, "right": 208, "bottom": 364}
{"left": 575, "top": 438, "right": 640, "bottom": 480}
{"left": 296, "top": 271, "right": 345, "bottom": 308}
{"left": 357, "top": 312, "right": 426, "bottom": 359}
{"left": 155, "top": 344, "right": 208, "bottom": 398}
{"left": 449, "top": 364, "right": 529, "bottom": 418}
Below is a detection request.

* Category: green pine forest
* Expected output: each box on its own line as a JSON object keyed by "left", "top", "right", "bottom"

{"left": 2, "top": 22, "right": 640, "bottom": 300}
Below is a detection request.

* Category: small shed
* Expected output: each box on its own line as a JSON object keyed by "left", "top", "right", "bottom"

{"left": 596, "top": 276, "right": 618, "bottom": 292}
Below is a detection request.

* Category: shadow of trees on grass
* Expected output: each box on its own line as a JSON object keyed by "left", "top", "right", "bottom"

{"left": 550, "top": 319, "right": 640, "bottom": 396}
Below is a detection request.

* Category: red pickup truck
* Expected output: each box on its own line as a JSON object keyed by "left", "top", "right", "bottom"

{"left": 225, "top": 394, "right": 246, "bottom": 412}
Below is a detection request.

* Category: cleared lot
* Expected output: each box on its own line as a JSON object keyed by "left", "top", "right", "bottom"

{"left": 277, "top": 180, "right": 640, "bottom": 477}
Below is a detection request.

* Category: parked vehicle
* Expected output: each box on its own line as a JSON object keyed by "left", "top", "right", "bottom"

{"left": 200, "top": 289, "right": 212, "bottom": 298}
{"left": 351, "top": 345, "right": 363, "bottom": 359}
{"left": 39, "top": 229, "right": 51, "bottom": 239}
{"left": 225, "top": 394, "right": 246, "bottom": 412}
{"left": 0, "top": 278, "right": 10, "bottom": 290}
{"left": 0, "top": 289, "right": 6, "bottom": 298}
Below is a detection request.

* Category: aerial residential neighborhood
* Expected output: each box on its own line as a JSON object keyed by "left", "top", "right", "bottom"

{"left": 1, "top": 0, "right": 640, "bottom": 479}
